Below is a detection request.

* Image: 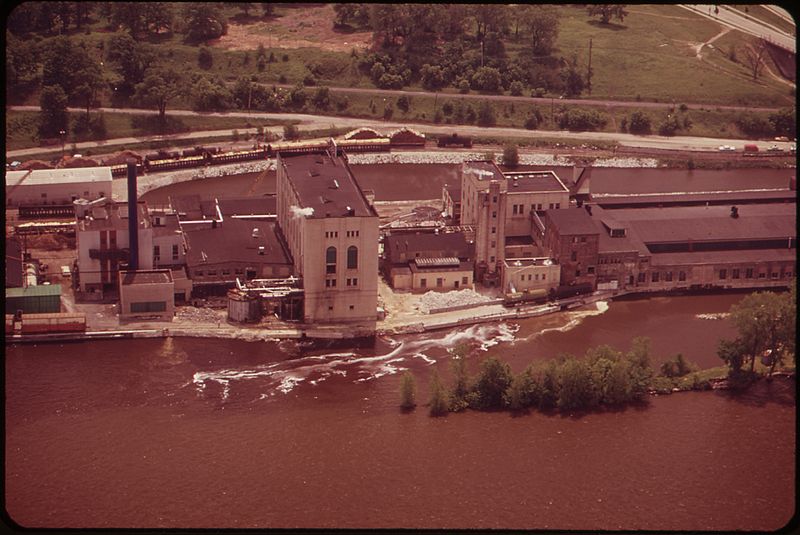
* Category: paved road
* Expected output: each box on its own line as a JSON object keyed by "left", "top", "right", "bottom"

{"left": 6, "top": 106, "right": 797, "bottom": 160}
{"left": 680, "top": 4, "right": 795, "bottom": 52}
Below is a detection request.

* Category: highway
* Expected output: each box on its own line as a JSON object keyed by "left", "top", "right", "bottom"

{"left": 679, "top": 4, "right": 795, "bottom": 52}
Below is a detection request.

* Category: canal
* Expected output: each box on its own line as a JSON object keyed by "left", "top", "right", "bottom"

{"left": 5, "top": 294, "right": 794, "bottom": 529}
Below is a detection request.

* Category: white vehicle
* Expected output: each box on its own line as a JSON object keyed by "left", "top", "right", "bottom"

{"left": 766, "top": 145, "right": 783, "bottom": 152}
{"left": 718, "top": 145, "right": 735, "bottom": 152}
{"left": 60, "top": 266, "right": 71, "bottom": 277}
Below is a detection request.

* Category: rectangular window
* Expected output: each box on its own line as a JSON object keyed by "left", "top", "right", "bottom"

{"left": 512, "top": 205, "right": 518, "bottom": 215}
{"left": 420, "top": 278, "right": 427, "bottom": 288}
{"left": 542, "top": 274, "right": 546, "bottom": 281}
{"left": 679, "top": 271, "right": 686, "bottom": 281}
{"left": 786, "top": 271, "right": 793, "bottom": 278}
{"left": 537, "top": 204, "right": 543, "bottom": 210}
{"left": 491, "top": 227, "right": 496, "bottom": 234}
{"left": 549, "top": 203, "right": 554, "bottom": 210}
{"left": 530, "top": 205, "right": 535, "bottom": 213}
{"left": 719, "top": 269, "right": 727, "bottom": 280}
{"left": 328, "top": 306, "right": 334, "bottom": 311}
{"left": 436, "top": 278, "right": 443, "bottom": 287}
{"left": 638, "top": 273, "right": 646, "bottom": 283}
{"left": 732, "top": 269, "right": 740, "bottom": 279}
{"left": 575, "top": 270, "right": 581, "bottom": 277}
{"left": 555, "top": 203, "right": 561, "bottom": 209}
{"left": 492, "top": 211, "right": 497, "bottom": 218}
{"left": 153, "top": 245, "right": 160, "bottom": 257}
{"left": 745, "top": 268, "right": 754, "bottom": 278}
{"left": 222, "top": 269, "right": 230, "bottom": 275}
{"left": 665, "top": 271, "right": 673, "bottom": 282}
{"left": 771, "top": 272, "right": 779, "bottom": 279}
{"left": 346, "top": 278, "right": 351, "bottom": 286}
{"left": 587, "top": 266, "right": 595, "bottom": 274}
{"left": 172, "top": 244, "right": 179, "bottom": 260}
{"left": 580, "top": 236, "right": 586, "bottom": 243}
{"left": 492, "top": 196, "right": 498, "bottom": 203}
{"left": 349, "top": 305, "right": 355, "bottom": 310}
{"left": 535, "top": 274, "right": 539, "bottom": 281}
{"left": 207, "top": 270, "right": 217, "bottom": 276}
{"left": 652, "top": 272, "right": 660, "bottom": 282}
{"left": 490, "top": 256, "right": 495, "bottom": 263}
{"left": 758, "top": 272, "right": 766, "bottom": 279}
{"left": 490, "top": 241, "right": 496, "bottom": 248}
{"left": 462, "top": 277, "right": 468, "bottom": 284}
{"left": 352, "top": 278, "right": 357, "bottom": 286}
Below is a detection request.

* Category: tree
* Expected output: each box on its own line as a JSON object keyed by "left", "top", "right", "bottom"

{"left": 522, "top": 5, "right": 560, "bottom": 56}
{"left": 449, "top": 351, "right": 471, "bottom": 411}
{"left": 769, "top": 107, "right": 796, "bottom": 137}
{"left": 471, "top": 357, "right": 513, "bottom": 409}
{"left": 502, "top": 144, "right": 519, "bottom": 167}
{"left": 283, "top": 124, "right": 300, "bottom": 140}
{"left": 561, "top": 55, "right": 584, "bottom": 97}
{"left": 399, "top": 371, "right": 416, "bottom": 409}
{"left": 106, "top": 34, "right": 153, "bottom": 96}
{"left": 6, "top": 32, "right": 40, "bottom": 92}
{"left": 471, "top": 66, "right": 503, "bottom": 93}
{"left": 587, "top": 5, "right": 628, "bottom": 24}
{"left": 39, "top": 85, "right": 69, "bottom": 139}
{"left": 71, "top": 51, "right": 106, "bottom": 121}
{"left": 198, "top": 47, "right": 214, "bottom": 70}
{"left": 420, "top": 64, "right": 446, "bottom": 91}
{"left": 557, "top": 357, "right": 597, "bottom": 411}
{"left": 190, "top": 75, "right": 232, "bottom": 111}
{"left": 717, "top": 338, "right": 746, "bottom": 376}
{"left": 134, "top": 67, "right": 183, "bottom": 121}
{"left": 624, "top": 337, "right": 654, "bottom": 400}
{"left": 743, "top": 39, "right": 768, "bottom": 82}
{"left": 429, "top": 370, "right": 449, "bottom": 416}
{"left": 312, "top": 86, "right": 331, "bottom": 110}
{"left": 477, "top": 101, "right": 496, "bottom": 127}
{"left": 183, "top": 2, "right": 228, "bottom": 43}
{"left": 395, "top": 95, "right": 410, "bottom": 114}
{"left": 628, "top": 111, "right": 652, "bottom": 134}
{"left": 333, "top": 4, "right": 358, "bottom": 27}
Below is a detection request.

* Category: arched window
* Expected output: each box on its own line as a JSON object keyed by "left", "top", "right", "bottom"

{"left": 347, "top": 246, "right": 358, "bottom": 269}
{"left": 326, "top": 246, "right": 337, "bottom": 274}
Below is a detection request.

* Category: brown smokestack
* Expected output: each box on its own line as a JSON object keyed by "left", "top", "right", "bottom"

{"left": 127, "top": 160, "right": 139, "bottom": 270}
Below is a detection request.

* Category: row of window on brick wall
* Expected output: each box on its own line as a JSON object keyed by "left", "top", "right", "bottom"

{"left": 153, "top": 245, "right": 180, "bottom": 262}
{"left": 512, "top": 203, "right": 559, "bottom": 215}
{"left": 325, "top": 230, "right": 361, "bottom": 238}
{"left": 325, "top": 277, "right": 360, "bottom": 288}
{"left": 194, "top": 268, "right": 243, "bottom": 277}
{"left": 518, "top": 273, "right": 547, "bottom": 282}
{"left": 719, "top": 268, "right": 792, "bottom": 280}
{"left": 420, "top": 276, "right": 469, "bottom": 288}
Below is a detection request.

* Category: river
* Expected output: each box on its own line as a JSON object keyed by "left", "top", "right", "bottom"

{"left": 139, "top": 164, "right": 795, "bottom": 204}
{"left": 5, "top": 294, "right": 795, "bottom": 530}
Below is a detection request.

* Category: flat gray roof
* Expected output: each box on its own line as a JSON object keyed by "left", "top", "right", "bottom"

{"left": 505, "top": 171, "right": 568, "bottom": 193}
{"left": 280, "top": 151, "right": 375, "bottom": 219}
{"left": 6, "top": 167, "right": 113, "bottom": 187}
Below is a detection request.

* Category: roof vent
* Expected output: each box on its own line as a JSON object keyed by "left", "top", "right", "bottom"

{"left": 345, "top": 205, "right": 355, "bottom": 216}
{"left": 252, "top": 227, "right": 260, "bottom": 238}
{"left": 258, "top": 246, "right": 265, "bottom": 255}
{"left": 730, "top": 206, "right": 739, "bottom": 218}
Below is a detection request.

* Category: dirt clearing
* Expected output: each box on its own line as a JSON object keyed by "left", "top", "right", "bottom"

{"left": 213, "top": 4, "right": 373, "bottom": 52}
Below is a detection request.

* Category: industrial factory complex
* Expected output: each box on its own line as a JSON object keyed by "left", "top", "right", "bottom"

{"left": 5, "top": 137, "right": 797, "bottom": 337}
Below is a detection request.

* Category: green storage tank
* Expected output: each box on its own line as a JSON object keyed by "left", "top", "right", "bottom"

{"left": 5, "top": 284, "right": 62, "bottom": 314}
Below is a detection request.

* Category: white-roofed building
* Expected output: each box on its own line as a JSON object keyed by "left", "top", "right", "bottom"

{"left": 5, "top": 167, "right": 113, "bottom": 207}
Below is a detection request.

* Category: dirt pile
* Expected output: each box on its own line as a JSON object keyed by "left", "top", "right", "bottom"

{"left": 418, "top": 289, "right": 494, "bottom": 313}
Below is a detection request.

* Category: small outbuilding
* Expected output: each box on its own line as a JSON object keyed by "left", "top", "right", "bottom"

{"left": 118, "top": 269, "right": 175, "bottom": 321}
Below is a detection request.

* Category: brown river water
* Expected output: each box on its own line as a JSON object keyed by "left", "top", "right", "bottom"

{"left": 5, "top": 293, "right": 795, "bottom": 529}
{"left": 140, "top": 164, "right": 795, "bottom": 204}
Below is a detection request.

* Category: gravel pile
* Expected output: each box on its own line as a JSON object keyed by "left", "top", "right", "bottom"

{"left": 348, "top": 151, "right": 658, "bottom": 168}
{"left": 136, "top": 159, "right": 275, "bottom": 198}
{"left": 175, "top": 306, "right": 224, "bottom": 323}
{"left": 418, "top": 288, "right": 494, "bottom": 313}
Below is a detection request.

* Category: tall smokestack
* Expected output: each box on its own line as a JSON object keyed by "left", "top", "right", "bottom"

{"left": 127, "top": 159, "right": 139, "bottom": 270}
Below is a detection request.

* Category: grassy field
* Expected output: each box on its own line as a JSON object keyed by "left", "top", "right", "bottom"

{"left": 6, "top": 111, "right": 295, "bottom": 151}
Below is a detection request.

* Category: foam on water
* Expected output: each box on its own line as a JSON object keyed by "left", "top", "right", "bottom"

{"left": 191, "top": 322, "right": 522, "bottom": 400}
{"left": 696, "top": 313, "right": 729, "bottom": 320}
{"left": 519, "top": 301, "right": 610, "bottom": 342}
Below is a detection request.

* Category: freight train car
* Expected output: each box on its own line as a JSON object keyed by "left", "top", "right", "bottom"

{"left": 110, "top": 163, "right": 144, "bottom": 177}
{"left": 437, "top": 134, "right": 473, "bottom": 148}
{"left": 549, "top": 283, "right": 594, "bottom": 300}
{"left": 18, "top": 312, "right": 87, "bottom": 334}
{"left": 503, "top": 288, "right": 548, "bottom": 307}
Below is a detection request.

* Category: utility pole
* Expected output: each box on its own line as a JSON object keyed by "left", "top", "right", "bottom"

{"left": 587, "top": 38, "right": 593, "bottom": 95}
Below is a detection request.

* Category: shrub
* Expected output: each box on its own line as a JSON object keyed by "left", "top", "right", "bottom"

{"left": 524, "top": 107, "right": 543, "bottom": 130}
{"left": 442, "top": 101, "right": 453, "bottom": 116}
{"left": 400, "top": 371, "right": 416, "bottom": 409}
{"left": 283, "top": 124, "right": 299, "bottom": 140}
{"left": 509, "top": 81, "right": 524, "bottom": 97}
{"left": 429, "top": 370, "right": 449, "bottom": 416}
{"left": 302, "top": 74, "right": 317, "bottom": 87}
{"left": 477, "top": 101, "right": 496, "bottom": 127}
{"left": 198, "top": 47, "right": 213, "bottom": 70}
{"left": 660, "top": 353, "right": 697, "bottom": 377}
{"left": 278, "top": 74, "right": 287, "bottom": 84}
{"left": 397, "top": 95, "right": 410, "bottom": 113}
{"left": 557, "top": 357, "right": 598, "bottom": 411}
{"left": 557, "top": 109, "right": 608, "bottom": 131}
{"left": 628, "top": 111, "right": 652, "bottom": 134}
{"left": 458, "top": 79, "right": 470, "bottom": 94}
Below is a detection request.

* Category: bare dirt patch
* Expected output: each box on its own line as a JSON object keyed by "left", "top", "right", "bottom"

{"left": 213, "top": 4, "right": 373, "bottom": 52}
